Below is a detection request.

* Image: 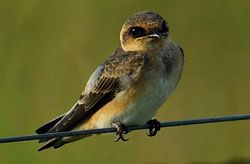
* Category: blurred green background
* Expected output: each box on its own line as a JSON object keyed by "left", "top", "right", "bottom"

{"left": 1, "top": 0, "right": 250, "bottom": 163}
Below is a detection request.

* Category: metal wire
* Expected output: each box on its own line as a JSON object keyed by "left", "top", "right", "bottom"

{"left": 0, "top": 114, "right": 250, "bottom": 144}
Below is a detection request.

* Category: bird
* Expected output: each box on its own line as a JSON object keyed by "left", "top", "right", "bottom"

{"left": 36, "top": 11, "right": 184, "bottom": 151}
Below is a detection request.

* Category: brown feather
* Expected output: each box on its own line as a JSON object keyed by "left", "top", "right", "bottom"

{"left": 36, "top": 49, "right": 145, "bottom": 146}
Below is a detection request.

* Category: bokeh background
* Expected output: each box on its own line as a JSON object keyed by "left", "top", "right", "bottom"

{"left": 1, "top": 0, "right": 250, "bottom": 163}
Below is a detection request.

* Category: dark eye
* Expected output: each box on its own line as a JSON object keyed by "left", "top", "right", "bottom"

{"left": 129, "top": 27, "right": 146, "bottom": 38}
{"left": 162, "top": 21, "right": 169, "bottom": 33}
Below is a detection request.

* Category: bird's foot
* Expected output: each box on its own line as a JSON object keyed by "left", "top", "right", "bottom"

{"left": 147, "top": 119, "right": 161, "bottom": 137}
{"left": 112, "top": 122, "right": 129, "bottom": 142}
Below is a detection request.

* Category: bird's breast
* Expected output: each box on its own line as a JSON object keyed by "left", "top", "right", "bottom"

{"left": 114, "top": 55, "right": 182, "bottom": 126}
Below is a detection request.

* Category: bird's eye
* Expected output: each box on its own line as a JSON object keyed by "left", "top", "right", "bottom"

{"left": 129, "top": 27, "right": 146, "bottom": 38}
{"left": 162, "top": 21, "right": 169, "bottom": 33}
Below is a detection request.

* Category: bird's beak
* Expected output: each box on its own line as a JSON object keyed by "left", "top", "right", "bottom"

{"left": 147, "top": 33, "right": 160, "bottom": 39}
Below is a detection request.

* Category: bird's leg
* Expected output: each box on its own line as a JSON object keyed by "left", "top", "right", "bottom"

{"left": 112, "top": 122, "right": 129, "bottom": 142}
{"left": 147, "top": 119, "right": 161, "bottom": 137}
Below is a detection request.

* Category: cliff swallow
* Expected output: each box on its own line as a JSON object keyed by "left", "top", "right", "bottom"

{"left": 36, "top": 11, "right": 184, "bottom": 151}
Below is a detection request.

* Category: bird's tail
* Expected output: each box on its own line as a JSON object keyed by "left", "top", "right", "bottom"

{"left": 37, "top": 138, "right": 62, "bottom": 151}
{"left": 36, "top": 114, "right": 66, "bottom": 151}
{"left": 36, "top": 113, "right": 91, "bottom": 151}
{"left": 37, "top": 134, "right": 90, "bottom": 151}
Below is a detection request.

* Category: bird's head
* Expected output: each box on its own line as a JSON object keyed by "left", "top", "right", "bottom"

{"left": 120, "top": 11, "right": 170, "bottom": 52}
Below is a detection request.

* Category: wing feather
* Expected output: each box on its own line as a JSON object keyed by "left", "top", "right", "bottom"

{"left": 37, "top": 49, "right": 145, "bottom": 142}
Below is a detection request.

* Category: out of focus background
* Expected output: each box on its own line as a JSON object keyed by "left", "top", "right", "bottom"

{"left": 1, "top": 0, "right": 250, "bottom": 163}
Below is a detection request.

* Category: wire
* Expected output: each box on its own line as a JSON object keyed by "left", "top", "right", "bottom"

{"left": 0, "top": 114, "right": 250, "bottom": 144}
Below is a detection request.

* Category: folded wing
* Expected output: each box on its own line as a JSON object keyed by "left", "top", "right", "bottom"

{"left": 36, "top": 49, "right": 145, "bottom": 144}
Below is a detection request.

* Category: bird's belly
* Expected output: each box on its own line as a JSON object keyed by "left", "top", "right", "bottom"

{"left": 118, "top": 76, "right": 177, "bottom": 125}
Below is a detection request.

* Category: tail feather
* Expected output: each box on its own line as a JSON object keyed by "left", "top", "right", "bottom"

{"left": 36, "top": 114, "right": 65, "bottom": 134}
{"left": 36, "top": 113, "right": 91, "bottom": 151}
{"left": 37, "top": 135, "right": 91, "bottom": 151}
{"left": 36, "top": 114, "right": 65, "bottom": 146}
{"left": 38, "top": 138, "right": 64, "bottom": 151}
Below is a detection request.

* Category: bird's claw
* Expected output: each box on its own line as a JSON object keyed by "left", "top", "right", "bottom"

{"left": 147, "top": 119, "right": 161, "bottom": 137}
{"left": 112, "top": 122, "right": 129, "bottom": 142}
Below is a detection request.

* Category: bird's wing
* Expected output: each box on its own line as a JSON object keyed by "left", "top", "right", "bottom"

{"left": 37, "top": 50, "right": 145, "bottom": 137}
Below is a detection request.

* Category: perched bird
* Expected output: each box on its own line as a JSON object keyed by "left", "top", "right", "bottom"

{"left": 36, "top": 11, "right": 184, "bottom": 151}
